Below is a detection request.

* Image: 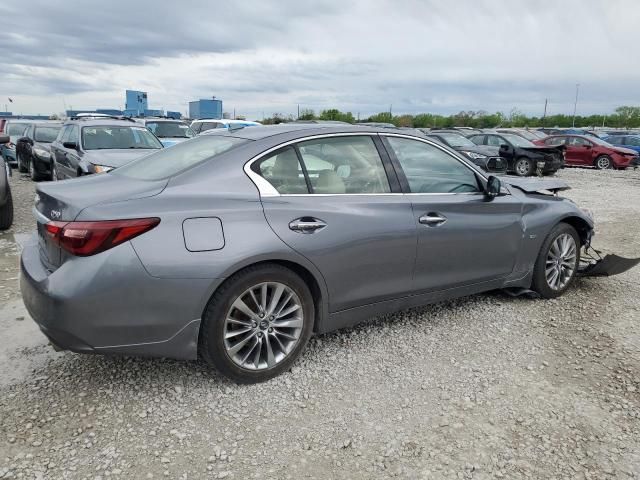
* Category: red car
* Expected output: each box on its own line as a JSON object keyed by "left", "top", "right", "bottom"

{"left": 534, "top": 134, "right": 637, "bottom": 169}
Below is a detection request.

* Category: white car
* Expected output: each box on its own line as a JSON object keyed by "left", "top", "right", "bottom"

{"left": 191, "top": 119, "right": 261, "bottom": 134}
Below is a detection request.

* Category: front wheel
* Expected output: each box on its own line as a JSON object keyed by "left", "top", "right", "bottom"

{"left": 514, "top": 157, "right": 534, "bottom": 177}
{"left": 594, "top": 155, "right": 612, "bottom": 170}
{"left": 531, "top": 223, "right": 580, "bottom": 299}
{"left": 199, "top": 264, "right": 314, "bottom": 384}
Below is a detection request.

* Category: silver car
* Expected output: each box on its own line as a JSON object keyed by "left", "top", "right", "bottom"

{"left": 21, "top": 124, "right": 612, "bottom": 383}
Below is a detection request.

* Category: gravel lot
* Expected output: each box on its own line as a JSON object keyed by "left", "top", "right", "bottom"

{"left": 1, "top": 168, "right": 639, "bottom": 479}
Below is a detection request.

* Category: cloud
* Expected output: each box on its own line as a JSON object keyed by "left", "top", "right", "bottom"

{"left": 2, "top": 0, "right": 639, "bottom": 118}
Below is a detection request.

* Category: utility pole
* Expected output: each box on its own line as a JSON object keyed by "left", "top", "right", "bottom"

{"left": 233, "top": 108, "right": 236, "bottom": 119}
{"left": 297, "top": 104, "right": 300, "bottom": 119}
{"left": 572, "top": 83, "right": 580, "bottom": 128}
{"left": 389, "top": 104, "right": 392, "bottom": 120}
{"left": 542, "top": 98, "right": 548, "bottom": 127}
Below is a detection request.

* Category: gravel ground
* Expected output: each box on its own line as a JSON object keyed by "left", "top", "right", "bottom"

{"left": 1, "top": 168, "right": 639, "bottom": 479}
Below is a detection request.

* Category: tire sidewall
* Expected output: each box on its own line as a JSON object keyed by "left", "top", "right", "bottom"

{"left": 200, "top": 265, "right": 314, "bottom": 383}
{"left": 532, "top": 223, "right": 581, "bottom": 299}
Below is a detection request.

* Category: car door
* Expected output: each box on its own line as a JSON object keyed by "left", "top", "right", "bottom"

{"left": 566, "top": 136, "right": 593, "bottom": 165}
{"left": 382, "top": 134, "right": 523, "bottom": 292}
{"left": 253, "top": 134, "right": 417, "bottom": 312}
{"left": 61, "top": 125, "right": 82, "bottom": 177}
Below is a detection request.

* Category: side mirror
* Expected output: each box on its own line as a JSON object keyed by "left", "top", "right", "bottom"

{"left": 485, "top": 175, "right": 502, "bottom": 198}
{"left": 0, "top": 134, "right": 9, "bottom": 144}
{"left": 63, "top": 141, "right": 78, "bottom": 150}
{"left": 584, "top": 144, "right": 592, "bottom": 149}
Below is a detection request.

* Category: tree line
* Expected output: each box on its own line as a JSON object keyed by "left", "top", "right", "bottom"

{"left": 259, "top": 106, "right": 640, "bottom": 129}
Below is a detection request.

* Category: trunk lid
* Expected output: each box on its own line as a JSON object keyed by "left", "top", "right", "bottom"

{"left": 35, "top": 174, "right": 167, "bottom": 270}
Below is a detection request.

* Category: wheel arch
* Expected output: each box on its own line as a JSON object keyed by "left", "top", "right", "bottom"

{"left": 558, "top": 215, "right": 593, "bottom": 246}
{"left": 199, "top": 257, "right": 329, "bottom": 335}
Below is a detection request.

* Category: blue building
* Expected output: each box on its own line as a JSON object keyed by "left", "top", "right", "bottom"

{"left": 189, "top": 99, "right": 223, "bottom": 119}
{"left": 125, "top": 90, "right": 148, "bottom": 116}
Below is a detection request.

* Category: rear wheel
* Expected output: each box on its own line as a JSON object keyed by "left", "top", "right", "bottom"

{"left": 594, "top": 155, "right": 612, "bottom": 170}
{"left": 531, "top": 223, "right": 580, "bottom": 299}
{"left": 514, "top": 157, "right": 534, "bottom": 176}
{"left": 199, "top": 264, "right": 314, "bottom": 384}
{"left": 0, "top": 188, "right": 14, "bottom": 230}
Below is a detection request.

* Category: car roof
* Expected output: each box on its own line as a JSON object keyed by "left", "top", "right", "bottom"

{"left": 63, "top": 119, "right": 145, "bottom": 127}
{"left": 193, "top": 119, "right": 258, "bottom": 124}
{"left": 200, "top": 123, "right": 421, "bottom": 140}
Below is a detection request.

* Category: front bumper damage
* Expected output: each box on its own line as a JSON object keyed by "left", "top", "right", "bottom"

{"left": 578, "top": 246, "right": 640, "bottom": 277}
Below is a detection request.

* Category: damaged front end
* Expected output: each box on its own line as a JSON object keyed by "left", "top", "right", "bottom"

{"left": 578, "top": 246, "right": 640, "bottom": 277}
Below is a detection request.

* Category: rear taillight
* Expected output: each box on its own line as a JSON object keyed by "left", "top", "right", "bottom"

{"left": 45, "top": 218, "right": 160, "bottom": 256}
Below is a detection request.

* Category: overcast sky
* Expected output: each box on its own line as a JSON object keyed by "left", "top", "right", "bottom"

{"left": 1, "top": 0, "right": 638, "bottom": 119}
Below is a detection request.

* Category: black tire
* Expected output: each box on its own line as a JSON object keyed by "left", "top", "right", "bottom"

{"left": 594, "top": 155, "right": 612, "bottom": 170}
{"left": 531, "top": 223, "right": 580, "bottom": 299}
{"left": 29, "top": 157, "right": 43, "bottom": 181}
{"left": 199, "top": 263, "right": 315, "bottom": 384}
{"left": 514, "top": 157, "right": 534, "bottom": 177}
{"left": 17, "top": 153, "right": 27, "bottom": 173}
{"left": 0, "top": 188, "right": 14, "bottom": 230}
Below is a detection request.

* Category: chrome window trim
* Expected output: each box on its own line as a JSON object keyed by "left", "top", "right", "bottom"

{"left": 243, "top": 131, "right": 501, "bottom": 198}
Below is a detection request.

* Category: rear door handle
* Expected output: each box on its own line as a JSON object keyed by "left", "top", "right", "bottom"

{"left": 289, "top": 217, "right": 327, "bottom": 233}
{"left": 419, "top": 213, "right": 447, "bottom": 226}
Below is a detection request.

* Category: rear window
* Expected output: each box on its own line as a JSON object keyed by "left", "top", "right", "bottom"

{"left": 82, "top": 126, "right": 162, "bottom": 150}
{"left": 113, "top": 135, "right": 250, "bottom": 180}
{"left": 34, "top": 126, "right": 62, "bottom": 143}
{"left": 7, "top": 123, "right": 28, "bottom": 136}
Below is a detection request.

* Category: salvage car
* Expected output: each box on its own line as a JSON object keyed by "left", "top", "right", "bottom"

{"left": 15, "top": 122, "right": 63, "bottom": 180}
{"left": 50, "top": 116, "right": 163, "bottom": 179}
{"left": 136, "top": 118, "right": 195, "bottom": 147}
{"left": 535, "top": 134, "right": 638, "bottom": 169}
{"left": 426, "top": 131, "right": 507, "bottom": 173}
{"left": 469, "top": 132, "right": 564, "bottom": 176}
{"left": 0, "top": 134, "right": 13, "bottom": 229}
{"left": 20, "top": 124, "right": 638, "bottom": 383}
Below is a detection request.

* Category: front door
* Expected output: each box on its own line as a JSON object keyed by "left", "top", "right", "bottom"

{"left": 565, "top": 136, "right": 593, "bottom": 165}
{"left": 383, "top": 134, "right": 523, "bottom": 292}
{"left": 253, "top": 134, "right": 417, "bottom": 312}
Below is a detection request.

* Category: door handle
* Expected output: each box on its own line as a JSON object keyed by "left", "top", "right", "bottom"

{"left": 289, "top": 217, "right": 327, "bottom": 233}
{"left": 419, "top": 213, "right": 447, "bottom": 226}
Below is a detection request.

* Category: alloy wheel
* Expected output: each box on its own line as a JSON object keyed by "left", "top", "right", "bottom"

{"left": 223, "top": 282, "right": 304, "bottom": 370}
{"left": 515, "top": 159, "right": 530, "bottom": 176}
{"left": 596, "top": 157, "right": 611, "bottom": 169}
{"left": 545, "top": 233, "right": 577, "bottom": 290}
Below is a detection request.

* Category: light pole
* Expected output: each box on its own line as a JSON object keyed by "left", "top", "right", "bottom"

{"left": 572, "top": 83, "right": 580, "bottom": 128}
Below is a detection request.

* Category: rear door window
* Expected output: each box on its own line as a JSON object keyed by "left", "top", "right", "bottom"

{"left": 545, "top": 136, "right": 566, "bottom": 146}
{"left": 253, "top": 147, "right": 309, "bottom": 194}
{"left": 297, "top": 136, "right": 390, "bottom": 194}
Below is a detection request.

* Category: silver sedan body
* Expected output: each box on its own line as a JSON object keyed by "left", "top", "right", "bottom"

{"left": 20, "top": 124, "right": 594, "bottom": 381}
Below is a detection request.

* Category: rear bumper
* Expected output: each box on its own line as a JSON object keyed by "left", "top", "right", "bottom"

{"left": 20, "top": 234, "right": 218, "bottom": 360}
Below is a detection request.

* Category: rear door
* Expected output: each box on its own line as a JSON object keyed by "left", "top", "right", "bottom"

{"left": 382, "top": 134, "right": 523, "bottom": 292}
{"left": 254, "top": 134, "right": 417, "bottom": 312}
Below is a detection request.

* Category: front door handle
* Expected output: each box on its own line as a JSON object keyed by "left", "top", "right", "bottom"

{"left": 419, "top": 213, "right": 447, "bottom": 226}
{"left": 289, "top": 217, "right": 327, "bottom": 233}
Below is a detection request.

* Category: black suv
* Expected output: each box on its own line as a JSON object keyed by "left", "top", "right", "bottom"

{"left": 50, "top": 116, "right": 163, "bottom": 180}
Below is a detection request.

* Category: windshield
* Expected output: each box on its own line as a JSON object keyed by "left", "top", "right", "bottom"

{"left": 34, "top": 126, "right": 61, "bottom": 143}
{"left": 146, "top": 121, "right": 194, "bottom": 138}
{"left": 113, "top": 135, "right": 250, "bottom": 180}
{"left": 501, "top": 133, "right": 535, "bottom": 147}
{"left": 7, "top": 123, "right": 28, "bottom": 136}
{"left": 82, "top": 126, "right": 163, "bottom": 150}
{"left": 437, "top": 133, "right": 475, "bottom": 148}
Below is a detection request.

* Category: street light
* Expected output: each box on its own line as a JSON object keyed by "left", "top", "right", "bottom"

{"left": 572, "top": 83, "right": 580, "bottom": 128}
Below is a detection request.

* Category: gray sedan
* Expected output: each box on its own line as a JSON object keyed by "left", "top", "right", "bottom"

{"left": 21, "top": 124, "right": 606, "bottom": 383}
